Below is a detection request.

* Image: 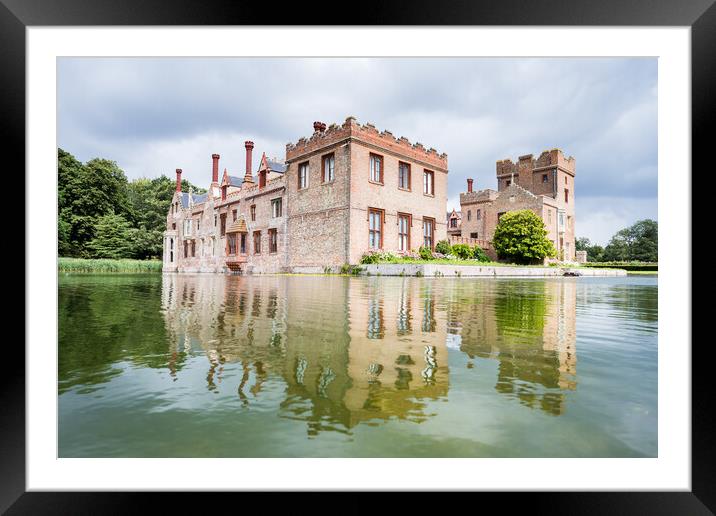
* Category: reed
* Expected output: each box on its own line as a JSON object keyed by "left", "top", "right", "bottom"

{"left": 58, "top": 257, "right": 163, "bottom": 273}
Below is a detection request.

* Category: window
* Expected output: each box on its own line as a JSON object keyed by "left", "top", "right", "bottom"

{"left": 559, "top": 212, "right": 565, "bottom": 230}
{"left": 565, "top": 176, "right": 568, "bottom": 184}
{"left": 542, "top": 174, "right": 549, "bottom": 183}
{"left": 398, "top": 162, "right": 411, "bottom": 190}
{"left": 477, "top": 209, "right": 482, "bottom": 220}
{"left": 423, "top": 170, "right": 434, "bottom": 196}
{"left": 423, "top": 218, "right": 435, "bottom": 249}
{"left": 183, "top": 240, "right": 188, "bottom": 258}
{"left": 450, "top": 218, "right": 457, "bottom": 228}
{"left": 565, "top": 189, "right": 569, "bottom": 203}
{"left": 191, "top": 240, "right": 195, "bottom": 257}
{"left": 369, "top": 208, "right": 383, "bottom": 249}
{"left": 220, "top": 213, "right": 227, "bottom": 236}
{"left": 183, "top": 219, "right": 192, "bottom": 236}
{"left": 227, "top": 233, "right": 237, "bottom": 255}
{"left": 467, "top": 210, "right": 471, "bottom": 221}
{"left": 322, "top": 153, "right": 335, "bottom": 183}
{"left": 214, "top": 214, "right": 217, "bottom": 227}
{"left": 196, "top": 218, "right": 200, "bottom": 231}
{"left": 398, "top": 213, "right": 411, "bottom": 252}
{"left": 250, "top": 205, "right": 256, "bottom": 221}
{"left": 370, "top": 154, "right": 383, "bottom": 183}
{"left": 269, "top": 228, "right": 278, "bottom": 253}
{"left": 506, "top": 180, "right": 511, "bottom": 187}
{"left": 232, "top": 209, "right": 237, "bottom": 222}
{"left": 253, "top": 231, "right": 261, "bottom": 254}
{"left": 240, "top": 233, "right": 247, "bottom": 254}
{"left": 548, "top": 209, "right": 552, "bottom": 223}
{"left": 470, "top": 232, "right": 478, "bottom": 239}
{"left": 298, "top": 162, "right": 309, "bottom": 189}
{"left": 271, "top": 198, "right": 282, "bottom": 218}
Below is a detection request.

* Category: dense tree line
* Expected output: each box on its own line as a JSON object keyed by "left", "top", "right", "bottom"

{"left": 58, "top": 148, "right": 205, "bottom": 259}
{"left": 576, "top": 219, "right": 658, "bottom": 262}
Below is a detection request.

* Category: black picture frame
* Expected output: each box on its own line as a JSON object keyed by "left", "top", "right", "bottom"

{"left": 3, "top": 0, "right": 709, "bottom": 512}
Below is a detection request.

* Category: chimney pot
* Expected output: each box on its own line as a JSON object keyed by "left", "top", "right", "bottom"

{"left": 211, "top": 154, "right": 220, "bottom": 183}
{"left": 467, "top": 178, "right": 474, "bottom": 193}
{"left": 244, "top": 141, "right": 254, "bottom": 183}
{"left": 175, "top": 168, "right": 182, "bottom": 192}
{"left": 313, "top": 121, "right": 326, "bottom": 133}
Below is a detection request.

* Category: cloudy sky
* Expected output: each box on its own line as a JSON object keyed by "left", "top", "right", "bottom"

{"left": 57, "top": 57, "right": 657, "bottom": 245}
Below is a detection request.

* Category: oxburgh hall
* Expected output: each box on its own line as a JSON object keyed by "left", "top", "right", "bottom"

{"left": 162, "top": 117, "right": 576, "bottom": 273}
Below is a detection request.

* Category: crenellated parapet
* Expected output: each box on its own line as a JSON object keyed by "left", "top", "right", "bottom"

{"left": 286, "top": 116, "right": 448, "bottom": 170}
{"left": 497, "top": 149, "right": 575, "bottom": 177}
{"left": 460, "top": 189, "right": 498, "bottom": 205}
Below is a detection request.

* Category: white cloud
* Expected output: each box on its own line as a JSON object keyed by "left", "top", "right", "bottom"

{"left": 58, "top": 57, "right": 657, "bottom": 238}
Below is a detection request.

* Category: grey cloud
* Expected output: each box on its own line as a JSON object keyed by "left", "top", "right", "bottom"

{"left": 58, "top": 57, "right": 657, "bottom": 241}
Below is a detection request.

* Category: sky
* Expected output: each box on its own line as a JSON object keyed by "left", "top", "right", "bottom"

{"left": 57, "top": 57, "right": 657, "bottom": 245}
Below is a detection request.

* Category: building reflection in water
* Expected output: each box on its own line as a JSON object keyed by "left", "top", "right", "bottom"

{"left": 452, "top": 279, "right": 577, "bottom": 415}
{"left": 161, "top": 274, "right": 577, "bottom": 435}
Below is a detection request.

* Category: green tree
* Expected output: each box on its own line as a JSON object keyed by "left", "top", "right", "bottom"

{"left": 492, "top": 210, "right": 556, "bottom": 264}
{"left": 58, "top": 148, "right": 206, "bottom": 259}
{"left": 575, "top": 237, "right": 591, "bottom": 252}
{"left": 576, "top": 237, "right": 605, "bottom": 262}
{"left": 603, "top": 219, "right": 657, "bottom": 262}
{"left": 87, "top": 213, "right": 135, "bottom": 259}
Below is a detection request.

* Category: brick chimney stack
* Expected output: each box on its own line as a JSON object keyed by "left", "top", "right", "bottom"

{"left": 175, "top": 169, "right": 182, "bottom": 192}
{"left": 211, "top": 154, "right": 220, "bottom": 184}
{"left": 244, "top": 141, "right": 254, "bottom": 183}
{"left": 467, "top": 178, "right": 473, "bottom": 193}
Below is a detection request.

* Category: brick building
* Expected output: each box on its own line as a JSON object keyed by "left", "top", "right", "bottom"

{"left": 162, "top": 117, "right": 448, "bottom": 273}
{"left": 454, "top": 149, "right": 576, "bottom": 262}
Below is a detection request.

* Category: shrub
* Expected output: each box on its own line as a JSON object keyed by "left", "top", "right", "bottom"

{"left": 360, "top": 252, "right": 380, "bottom": 264}
{"left": 359, "top": 250, "right": 400, "bottom": 264}
{"left": 450, "top": 243, "right": 472, "bottom": 260}
{"left": 492, "top": 210, "right": 557, "bottom": 264}
{"left": 472, "top": 245, "right": 491, "bottom": 262}
{"left": 418, "top": 246, "right": 434, "bottom": 260}
{"left": 435, "top": 240, "right": 452, "bottom": 255}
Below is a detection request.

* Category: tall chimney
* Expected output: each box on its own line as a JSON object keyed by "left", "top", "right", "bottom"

{"left": 467, "top": 178, "right": 473, "bottom": 193}
{"left": 211, "top": 154, "right": 220, "bottom": 183}
{"left": 244, "top": 141, "right": 254, "bottom": 183}
{"left": 175, "top": 168, "right": 182, "bottom": 192}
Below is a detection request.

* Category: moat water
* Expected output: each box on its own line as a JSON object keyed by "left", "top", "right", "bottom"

{"left": 58, "top": 274, "right": 657, "bottom": 457}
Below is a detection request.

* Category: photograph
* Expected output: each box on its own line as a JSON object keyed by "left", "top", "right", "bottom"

{"left": 56, "top": 56, "right": 659, "bottom": 459}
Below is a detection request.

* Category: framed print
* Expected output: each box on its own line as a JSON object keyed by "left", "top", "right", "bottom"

{"left": 4, "top": 0, "right": 712, "bottom": 512}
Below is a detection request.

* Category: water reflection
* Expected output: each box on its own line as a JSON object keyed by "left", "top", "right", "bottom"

{"left": 452, "top": 280, "right": 577, "bottom": 415}
{"left": 159, "top": 275, "right": 577, "bottom": 433}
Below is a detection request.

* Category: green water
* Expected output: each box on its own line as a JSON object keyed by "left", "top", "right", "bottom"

{"left": 58, "top": 274, "right": 657, "bottom": 457}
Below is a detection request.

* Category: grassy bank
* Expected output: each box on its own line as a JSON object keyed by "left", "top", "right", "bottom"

{"left": 59, "top": 257, "right": 162, "bottom": 273}
{"left": 582, "top": 262, "right": 657, "bottom": 272}
{"left": 376, "top": 258, "right": 539, "bottom": 267}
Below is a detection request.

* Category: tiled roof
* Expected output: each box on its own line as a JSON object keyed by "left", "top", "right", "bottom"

{"left": 226, "top": 217, "right": 248, "bottom": 233}
{"left": 228, "top": 175, "right": 244, "bottom": 187}
{"left": 266, "top": 160, "right": 287, "bottom": 173}
{"left": 180, "top": 191, "right": 209, "bottom": 208}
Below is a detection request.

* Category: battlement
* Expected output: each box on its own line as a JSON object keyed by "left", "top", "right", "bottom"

{"left": 286, "top": 116, "right": 448, "bottom": 170}
{"left": 496, "top": 148, "right": 575, "bottom": 176}
{"left": 460, "top": 189, "right": 498, "bottom": 204}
